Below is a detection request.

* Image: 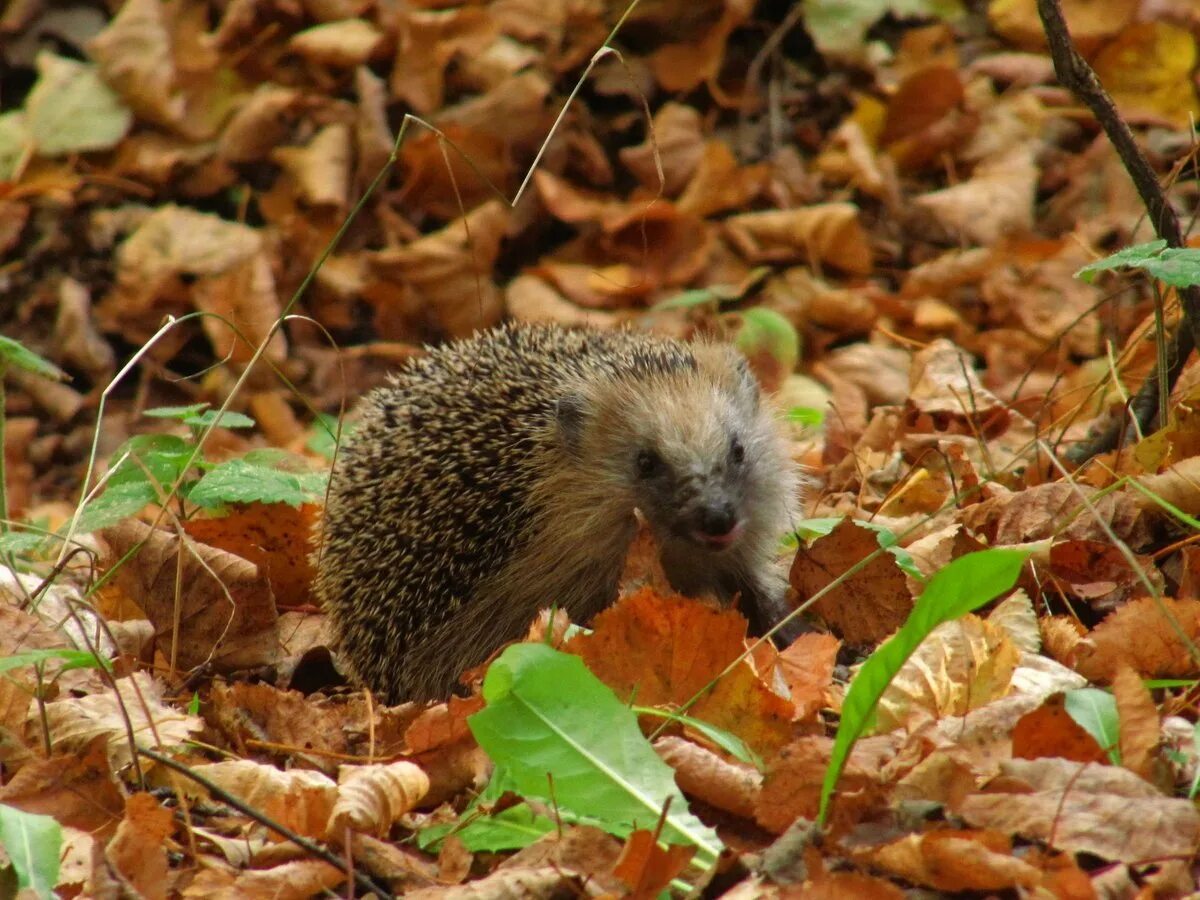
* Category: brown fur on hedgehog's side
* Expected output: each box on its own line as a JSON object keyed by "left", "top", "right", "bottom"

{"left": 314, "top": 323, "right": 802, "bottom": 703}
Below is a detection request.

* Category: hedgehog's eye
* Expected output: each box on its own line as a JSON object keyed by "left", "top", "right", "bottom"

{"left": 730, "top": 437, "right": 745, "bottom": 464}
{"left": 636, "top": 449, "right": 662, "bottom": 479}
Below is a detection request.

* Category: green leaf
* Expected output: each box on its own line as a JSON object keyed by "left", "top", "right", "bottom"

{"left": 0, "top": 532, "right": 47, "bottom": 557}
{"left": 144, "top": 403, "right": 212, "bottom": 420}
{"left": 734, "top": 307, "right": 801, "bottom": 374}
{"left": 1064, "top": 688, "right": 1120, "bottom": 765}
{"left": 468, "top": 643, "right": 722, "bottom": 870}
{"left": 652, "top": 289, "right": 721, "bottom": 311}
{"left": 182, "top": 409, "right": 256, "bottom": 430}
{"left": 634, "top": 706, "right": 762, "bottom": 770}
{"left": 306, "top": 413, "right": 343, "bottom": 461}
{"left": 25, "top": 51, "right": 131, "bottom": 156}
{"left": 803, "top": 0, "right": 963, "bottom": 56}
{"left": 74, "top": 481, "right": 159, "bottom": 534}
{"left": 419, "top": 804, "right": 557, "bottom": 853}
{"left": 1141, "top": 249, "right": 1200, "bottom": 288}
{"left": 0, "top": 648, "right": 110, "bottom": 674}
{"left": 818, "top": 548, "right": 1028, "bottom": 825}
{"left": 188, "top": 456, "right": 327, "bottom": 508}
{"left": 0, "top": 336, "right": 65, "bottom": 381}
{"left": 0, "top": 805, "right": 61, "bottom": 899}
{"left": 1075, "top": 240, "right": 1168, "bottom": 282}
{"left": 787, "top": 406, "right": 825, "bottom": 427}
{"left": 0, "top": 111, "right": 29, "bottom": 182}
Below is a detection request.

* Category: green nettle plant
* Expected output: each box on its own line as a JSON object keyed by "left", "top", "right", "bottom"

{"left": 71, "top": 403, "right": 329, "bottom": 536}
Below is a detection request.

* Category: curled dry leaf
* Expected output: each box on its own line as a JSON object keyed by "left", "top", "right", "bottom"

{"left": 100, "top": 519, "right": 280, "bottom": 672}
{"left": 38, "top": 672, "right": 202, "bottom": 770}
{"left": 1075, "top": 597, "right": 1200, "bottom": 682}
{"left": 958, "top": 758, "right": 1200, "bottom": 864}
{"left": 326, "top": 761, "right": 431, "bottom": 839}
{"left": 271, "top": 123, "right": 352, "bottom": 208}
{"left": 776, "top": 632, "right": 840, "bottom": 721}
{"left": 619, "top": 102, "right": 704, "bottom": 195}
{"left": 191, "top": 759, "right": 337, "bottom": 842}
{"left": 218, "top": 85, "right": 301, "bottom": 164}
{"left": 86, "top": 0, "right": 185, "bottom": 131}
{"left": 654, "top": 735, "right": 761, "bottom": 820}
{"left": 287, "top": 19, "right": 383, "bottom": 68}
{"left": 0, "top": 737, "right": 124, "bottom": 837}
{"left": 865, "top": 829, "right": 1041, "bottom": 893}
{"left": 1111, "top": 665, "right": 1161, "bottom": 782}
{"left": 912, "top": 145, "right": 1037, "bottom": 245}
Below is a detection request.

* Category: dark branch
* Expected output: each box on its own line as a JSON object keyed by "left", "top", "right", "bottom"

{"left": 1036, "top": 0, "right": 1200, "bottom": 462}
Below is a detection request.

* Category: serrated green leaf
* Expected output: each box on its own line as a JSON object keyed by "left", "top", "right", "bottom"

{"left": 0, "top": 648, "right": 110, "bottom": 674}
{"left": 26, "top": 51, "right": 131, "bottom": 156}
{"left": 819, "top": 548, "right": 1029, "bottom": 825}
{"left": 1075, "top": 240, "right": 1168, "bottom": 282}
{"left": 307, "top": 413, "right": 343, "bottom": 461}
{"left": 74, "top": 481, "right": 159, "bottom": 534}
{"left": 0, "top": 805, "right": 60, "bottom": 899}
{"left": 0, "top": 532, "right": 47, "bottom": 556}
{"left": 1142, "top": 249, "right": 1200, "bottom": 288}
{"left": 188, "top": 457, "right": 327, "bottom": 508}
{"left": 1064, "top": 688, "right": 1120, "bottom": 765}
{"left": 106, "top": 434, "right": 195, "bottom": 489}
{"left": 469, "top": 644, "right": 722, "bottom": 870}
{"left": 0, "top": 336, "right": 64, "bottom": 381}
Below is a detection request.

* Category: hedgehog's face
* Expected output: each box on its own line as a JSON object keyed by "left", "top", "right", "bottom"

{"left": 556, "top": 354, "right": 780, "bottom": 558}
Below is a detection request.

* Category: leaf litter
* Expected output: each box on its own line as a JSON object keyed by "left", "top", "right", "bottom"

{"left": 3, "top": 0, "right": 1200, "bottom": 894}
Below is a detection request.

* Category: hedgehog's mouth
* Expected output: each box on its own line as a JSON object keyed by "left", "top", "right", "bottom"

{"left": 692, "top": 520, "right": 745, "bottom": 551}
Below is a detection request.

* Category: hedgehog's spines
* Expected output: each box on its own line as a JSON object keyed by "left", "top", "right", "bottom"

{"left": 314, "top": 323, "right": 799, "bottom": 702}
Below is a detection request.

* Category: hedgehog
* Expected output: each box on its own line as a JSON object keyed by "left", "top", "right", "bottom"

{"left": 314, "top": 323, "right": 802, "bottom": 703}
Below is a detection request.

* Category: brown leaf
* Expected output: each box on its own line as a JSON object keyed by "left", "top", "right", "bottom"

{"left": 791, "top": 519, "right": 913, "bottom": 645}
{"left": 104, "top": 793, "right": 173, "bottom": 900}
{"left": 1112, "top": 665, "right": 1161, "bottom": 782}
{"left": 1048, "top": 539, "right": 1158, "bottom": 610}
{"left": 867, "top": 829, "right": 1040, "bottom": 892}
{"left": 1076, "top": 597, "right": 1200, "bottom": 682}
{"left": 880, "top": 66, "right": 967, "bottom": 171}
{"left": 327, "top": 762, "right": 431, "bottom": 839}
{"left": 1092, "top": 22, "right": 1200, "bottom": 128}
{"left": 654, "top": 735, "right": 760, "bottom": 820}
{"left": 0, "top": 736, "right": 124, "bottom": 837}
{"left": 184, "top": 502, "right": 319, "bottom": 609}
{"left": 287, "top": 19, "right": 382, "bottom": 67}
{"left": 612, "top": 829, "right": 696, "bottom": 899}
{"left": 366, "top": 200, "right": 508, "bottom": 339}
{"left": 959, "top": 758, "right": 1200, "bottom": 864}
{"left": 724, "top": 203, "right": 872, "bottom": 275}
{"left": 40, "top": 672, "right": 202, "bottom": 770}
{"left": 271, "top": 123, "right": 352, "bottom": 208}
{"left": 776, "top": 632, "right": 839, "bottom": 721}
{"left": 181, "top": 859, "right": 346, "bottom": 899}
{"left": 100, "top": 519, "right": 280, "bottom": 672}
{"left": 1011, "top": 694, "right": 1106, "bottom": 764}
{"left": 567, "top": 588, "right": 793, "bottom": 758}
{"left": 619, "top": 102, "right": 704, "bottom": 195}
{"left": 960, "top": 482, "right": 1151, "bottom": 548}
{"left": 193, "top": 759, "right": 337, "bottom": 841}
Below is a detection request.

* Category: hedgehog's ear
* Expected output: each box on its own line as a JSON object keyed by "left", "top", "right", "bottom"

{"left": 555, "top": 392, "right": 589, "bottom": 457}
{"left": 733, "top": 356, "right": 761, "bottom": 411}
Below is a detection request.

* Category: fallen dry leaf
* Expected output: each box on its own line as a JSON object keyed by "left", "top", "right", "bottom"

{"left": 792, "top": 518, "right": 913, "bottom": 645}
{"left": 100, "top": 519, "right": 281, "bottom": 673}
{"left": 326, "top": 761, "right": 431, "bottom": 839}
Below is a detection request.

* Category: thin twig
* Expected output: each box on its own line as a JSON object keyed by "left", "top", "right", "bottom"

{"left": 1036, "top": 0, "right": 1200, "bottom": 462}
{"left": 137, "top": 747, "right": 393, "bottom": 899}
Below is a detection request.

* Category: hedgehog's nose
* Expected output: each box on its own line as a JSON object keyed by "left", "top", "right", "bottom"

{"left": 697, "top": 503, "right": 738, "bottom": 539}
